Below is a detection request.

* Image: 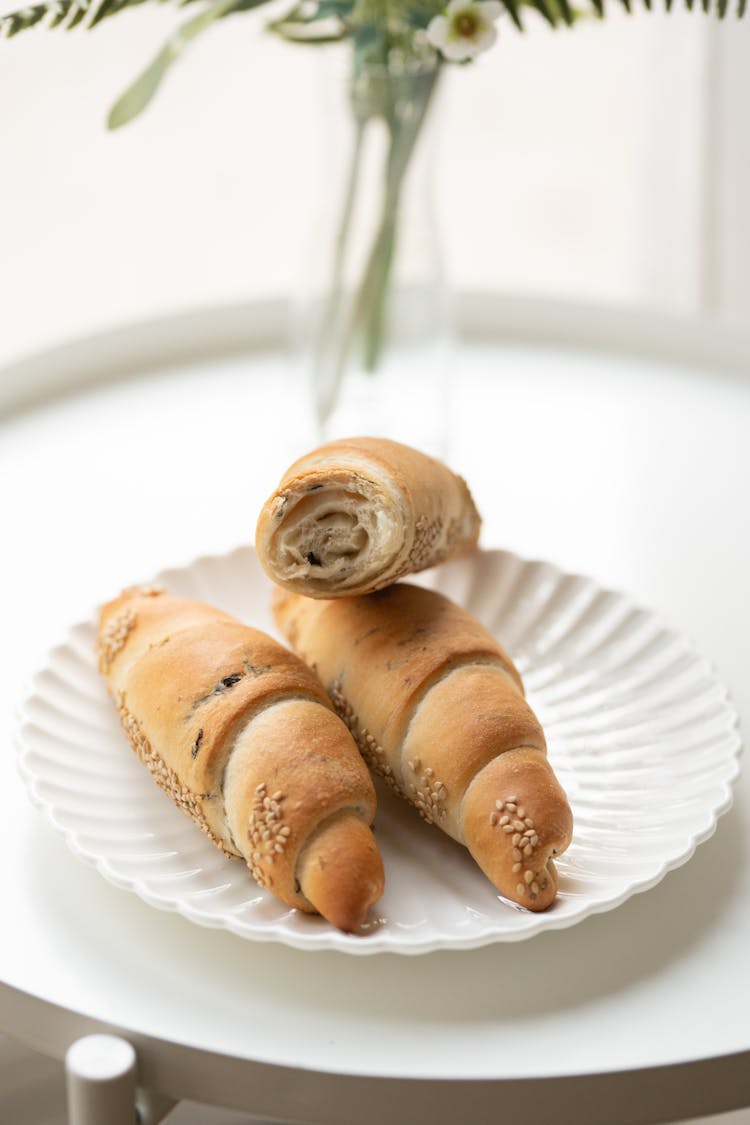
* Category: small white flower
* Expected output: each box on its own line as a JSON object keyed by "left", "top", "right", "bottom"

{"left": 426, "top": 0, "right": 502, "bottom": 62}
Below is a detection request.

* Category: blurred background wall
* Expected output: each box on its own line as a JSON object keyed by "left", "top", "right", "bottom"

{"left": 0, "top": 3, "right": 748, "bottom": 369}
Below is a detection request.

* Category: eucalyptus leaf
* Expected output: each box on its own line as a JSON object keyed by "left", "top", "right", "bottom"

{"left": 106, "top": 0, "right": 257, "bottom": 128}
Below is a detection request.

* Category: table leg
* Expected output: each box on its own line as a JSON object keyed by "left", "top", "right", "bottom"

{"left": 65, "top": 1033, "right": 180, "bottom": 1125}
{"left": 65, "top": 1034, "right": 138, "bottom": 1124}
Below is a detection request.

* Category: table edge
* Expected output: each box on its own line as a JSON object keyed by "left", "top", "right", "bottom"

{"left": 2, "top": 983, "right": 748, "bottom": 1124}
{"left": 2, "top": 292, "right": 749, "bottom": 420}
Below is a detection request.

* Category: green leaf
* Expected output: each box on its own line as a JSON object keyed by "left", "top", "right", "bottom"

{"left": 0, "top": 0, "right": 164, "bottom": 37}
{"left": 529, "top": 0, "right": 563, "bottom": 25}
{"left": 503, "top": 0, "right": 526, "bottom": 29}
{"left": 106, "top": 0, "right": 253, "bottom": 129}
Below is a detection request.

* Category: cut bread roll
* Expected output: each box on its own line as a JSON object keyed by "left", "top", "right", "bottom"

{"left": 273, "top": 582, "right": 573, "bottom": 911}
{"left": 98, "top": 586, "right": 384, "bottom": 932}
{"left": 255, "top": 436, "right": 481, "bottom": 598}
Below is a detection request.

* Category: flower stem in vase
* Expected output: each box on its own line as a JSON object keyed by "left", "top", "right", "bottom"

{"left": 312, "top": 56, "right": 443, "bottom": 432}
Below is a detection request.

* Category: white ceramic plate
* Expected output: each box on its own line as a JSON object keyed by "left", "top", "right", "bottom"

{"left": 15, "top": 546, "right": 742, "bottom": 955}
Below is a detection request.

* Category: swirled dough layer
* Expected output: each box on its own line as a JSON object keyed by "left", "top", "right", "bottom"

{"left": 255, "top": 437, "right": 482, "bottom": 598}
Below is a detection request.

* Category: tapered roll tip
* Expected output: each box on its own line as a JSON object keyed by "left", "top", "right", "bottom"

{"left": 297, "top": 809, "right": 385, "bottom": 933}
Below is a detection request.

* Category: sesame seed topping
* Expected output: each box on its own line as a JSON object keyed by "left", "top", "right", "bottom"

{"left": 525, "top": 818, "right": 534, "bottom": 828}
{"left": 98, "top": 607, "right": 138, "bottom": 673}
{"left": 116, "top": 697, "right": 233, "bottom": 858}
{"left": 512, "top": 863, "right": 522, "bottom": 873}
{"left": 499, "top": 815, "right": 510, "bottom": 826}
{"left": 329, "top": 683, "right": 404, "bottom": 798}
{"left": 495, "top": 800, "right": 504, "bottom": 810}
{"left": 531, "top": 882, "right": 540, "bottom": 895}
{"left": 516, "top": 883, "right": 525, "bottom": 895}
{"left": 502, "top": 825, "right": 514, "bottom": 834}
{"left": 489, "top": 811, "right": 499, "bottom": 826}
{"left": 524, "top": 870, "right": 534, "bottom": 884}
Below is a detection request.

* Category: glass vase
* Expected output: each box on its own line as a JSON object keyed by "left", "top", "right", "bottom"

{"left": 291, "top": 50, "right": 453, "bottom": 459}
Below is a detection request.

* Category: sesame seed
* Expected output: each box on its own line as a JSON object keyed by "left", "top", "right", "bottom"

{"left": 516, "top": 883, "right": 525, "bottom": 895}
{"left": 512, "top": 863, "right": 522, "bottom": 873}
{"left": 514, "top": 820, "right": 525, "bottom": 831}
{"left": 517, "top": 806, "right": 526, "bottom": 818}
{"left": 525, "top": 818, "right": 534, "bottom": 828}
{"left": 524, "top": 845, "right": 533, "bottom": 857}
{"left": 531, "top": 882, "right": 540, "bottom": 894}
{"left": 272, "top": 790, "right": 284, "bottom": 800}
{"left": 495, "top": 800, "right": 504, "bottom": 810}
{"left": 512, "top": 848, "right": 522, "bottom": 861}
{"left": 524, "top": 870, "right": 534, "bottom": 884}
{"left": 489, "top": 812, "right": 499, "bottom": 826}
{"left": 503, "top": 825, "right": 514, "bottom": 834}
{"left": 499, "top": 815, "right": 510, "bottom": 826}
{"left": 512, "top": 834, "right": 521, "bottom": 846}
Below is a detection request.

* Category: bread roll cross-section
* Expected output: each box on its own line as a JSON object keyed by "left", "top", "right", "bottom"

{"left": 97, "top": 586, "right": 384, "bottom": 932}
{"left": 255, "top": 436, "right": 481, "bottom": 598}
{"left": 274, "top": 582, "right": 573, "bottom": 911}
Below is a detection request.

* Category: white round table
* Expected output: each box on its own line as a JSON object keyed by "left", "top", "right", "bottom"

{"left": 1, "top": 294, "right": 748, "bottom": 1124}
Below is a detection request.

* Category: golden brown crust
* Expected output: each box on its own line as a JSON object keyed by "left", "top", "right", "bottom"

{"left": 255, "top": 437, "right": 482, "bottom": 598}
{"left": 461, "top": 749, "right": 573, "bottom": 911}
{"left": 223, "top": 698, "right": 379, "bottom": 910}
{"left": 297, "top": 809, "right": 385, "bottom": 933}
{"left": 273, "top": 583, "right": 522, "bottom": 757}
{"left": 98, "top": 587, "right": 384, "bottom": 931}
{"left": 273, "top": 582, "right": 573, "bottom": 912}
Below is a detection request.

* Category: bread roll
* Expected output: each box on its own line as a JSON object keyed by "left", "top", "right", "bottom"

{"left": 273, "top": 582, "right": 573, "bottom": 911}
{"left": 255, "top": 437, "right": 481, "bottom": 598}
{"left": 97, "top": 585, "right": 384, "bottom": 932}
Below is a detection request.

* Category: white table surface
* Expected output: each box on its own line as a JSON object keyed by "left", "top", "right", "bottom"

{"left": 1, "top": 294, "right": 749, "bottom": 1124}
